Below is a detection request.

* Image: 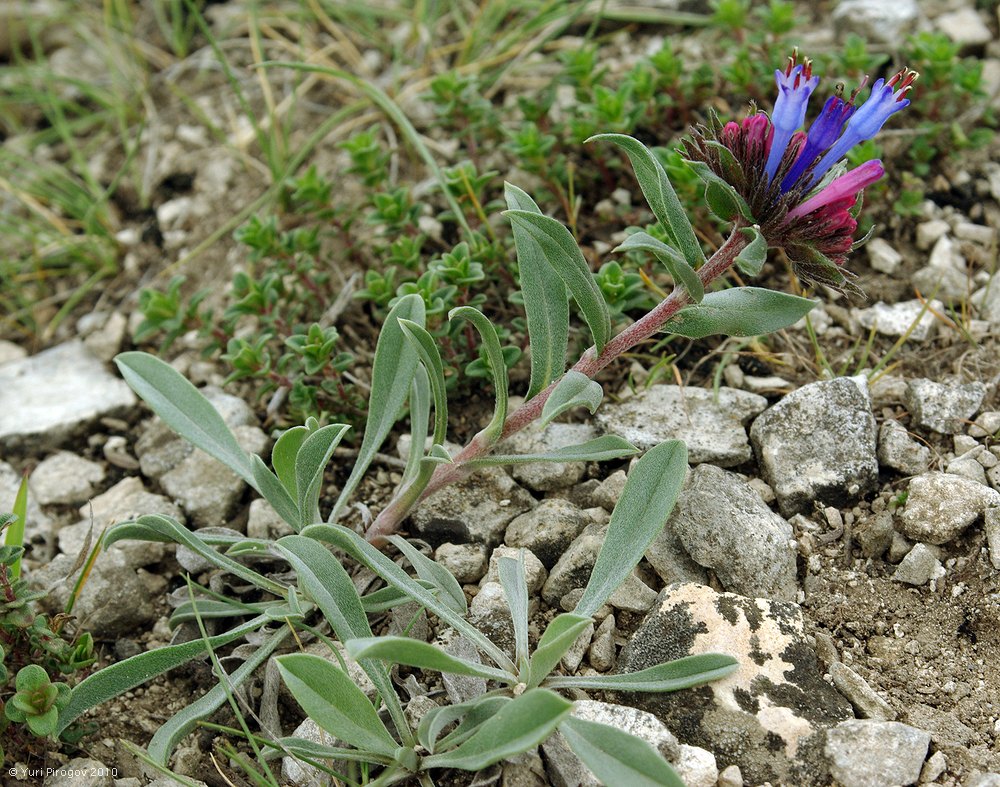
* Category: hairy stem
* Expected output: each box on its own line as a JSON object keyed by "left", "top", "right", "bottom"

{"left": 365, "top": 226, "right": 749, "bottom": 543}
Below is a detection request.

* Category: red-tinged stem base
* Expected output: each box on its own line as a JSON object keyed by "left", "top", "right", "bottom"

{"left": 365, "top": 226, "right": 749, "bottom": 544}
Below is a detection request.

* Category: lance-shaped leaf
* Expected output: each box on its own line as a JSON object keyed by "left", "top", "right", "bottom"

{"left": 736, "top": 225, "right": 768, "bottom": 277}
{"left": 387, "top": 535, "right": 467, "bottom": 616}
{"left": 614, "top": 231, "right": 704, "bottom": 303}
{"left": 574, "top": 440, "right": 687, "bottom": 618}
{"left": 398, "top": 318, "right": 448, "bottom": 445}
{"left": 664, "top": 287, "right": 817, "bottom": 339}
{"left": 540, "top": 370, "right": 603, "bottom": 427}
{"left": 294, "top": 423, "right": 351, "bottom": 528}
{"left": 466, "top": 435, "right": 638, "bottom": 467}
{"left": 251, "top": 456, "right": 299, "bottom": 528}
{"left": 505, "top": 182, "right": 569, "bottom": 398}
{"left": 276, "top": 653, "right": 399, "bottom": 757}
{"left": 545, "top": 652, "right": 738, "bottom": 692}
{"left": 400, "top": 365, "right": 431, "bottom": 489}
{"left": 505, "top": 209, "right": 611, "bottom": 354}
{"left": 115, "top": 352, "right": 254, "bottom": 487}
{"left": 498, "top": 554, "right": 530, "bottom": 670}
{"left": 360, "top": 582, "right": 436, "bottom": 614}
{"left": 685, "top": 158, "right": 753, "bottom": 221}
{"left": 418, "top": 696, "right": 511, "bottom": 754}
{"left": 560, "top": 716, "right": 685, "bottom": 787}
{"left": 527, "top": 613, "right": 593, "bottom": 687}
{"left": 345, "top": 637, "right": 511, "bottom": 683}
{"left": 271, "top": 422, "right": 310, "bottom": 498}
{"left": 450, "top": 306, "right": 508, "bottom": 443}
{"left": 421, "top": 689, "right": 572, "bottom": 771}
{"left": 589, "top": 134, "right": 704, "bottom": 268}
{"left": 331, "top": 294, "right": 425, "bottom": 520}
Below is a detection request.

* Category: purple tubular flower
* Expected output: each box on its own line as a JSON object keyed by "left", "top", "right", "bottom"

{"left": 808, "top": 69, "right": 917, "bottom": 186}
{"left": 764, "top": 56, "right": 819, "bottom": 182}
{"left": 786, "top": 159, "right": 885, "bottom": 220}
{"left": 780, "top": 95, "right": 856, "bottom": 192}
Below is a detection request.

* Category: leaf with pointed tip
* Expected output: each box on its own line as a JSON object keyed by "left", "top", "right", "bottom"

{"left": 545, "top": 652, "right": 738, "bottom": 692}
{"left": 294, "top": 423, "right": 350, "bottom": 528}
{"left": 387, "top": 535, "right": 467, "bottom": 616}
{"left": 560, "top": 716, "right": 685, "bottom": 787}
{"left": 528, "top": 613, "right": 594, "bottom": 687}
{"left": 505, "top": 183, "right": 569, "bottom": 398}
{"left": 271, "top": 425, "right": 309, "bottom": 498}
{"left": 331, "top": 294, "right": 425, "bottom": 520}
{"left": 575, "top": 440, "right": 687, "bottom": 618}
{"left": 398, "top": 318, "right": 448, "bottom": 445}
{"left": 614, "top": 231, "right": 704, "bottom": 303}
{"left": 276, "top": 653, "right": 398, "bottom": 756}
{"left": 450, "top": 306, "right": 508, "bottom": 444}
{"left": 421, "top": 689, "right": 572, "bottom": 771}
{"left": 466, "top": 435, "right": 638, "bottom": 467}
{"left": 663, "top": 288, "right": 817, "bottom": 339}
{"left": 418, "top": 696, "right": 511, "bottom": 754}
{"left": 505, "top": 209, "right": 611, "bottom": 353}
{"left": 345, "top": 637, "right": 511, "bottom": 682}
{"left": 400, "top": 365, "right": 431, "bottom": 489}
{"left": 684, "top": 158, "right": 753, "bottom": 221}
{"left": 540, "top": 371, "right": 603, "bottom": 427}
{"left": 589, "top": 134, "right": 704, "bottom": 267}
{"left": 498, "top": 555, "right": 530, "bottom": 669}
{"left": 250, "top": 456, "right": 299, "bottom": 528}
{"left": 115, "top": 352, "right": 254, "bottom": 486}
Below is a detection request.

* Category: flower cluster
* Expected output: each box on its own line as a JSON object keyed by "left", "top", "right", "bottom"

{"left": 684, "top": 51, "right": 917, "bottom": 290}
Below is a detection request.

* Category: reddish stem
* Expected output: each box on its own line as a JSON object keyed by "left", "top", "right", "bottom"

{"left": 365, "top": 226, "right": 749, "bottom": 543}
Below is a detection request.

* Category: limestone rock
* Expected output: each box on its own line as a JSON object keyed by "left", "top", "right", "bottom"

{"left": 824, "top": 719, "right": 930, "bottom": 787}
{"left": 877, "top": 420, "right": 930, "bottom": 475}
{"left": 505, "top": 498, "right": 591, "bottom": 568}
{"left": 832, "top": 0, "right": 919, "bottom": 46}
{"left": 595, "top": 385, "right": 767, "bottom": 467}
{"left": 500, "top": 421, "right": 595, "bottom": 492}
{"left": 904, "top": 378, "right": 986, "bottom": 435}
{"left": 897, "top": 472, "right": 1000, "bottom": 545}
{"left": 30, "top": 451, "right": 106, "bottom": 505}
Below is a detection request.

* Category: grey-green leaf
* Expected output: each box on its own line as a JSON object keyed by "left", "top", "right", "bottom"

{"left": 294, "top": 423, "right": 350, "bottom": 528}
{"left": 539, "top": 370, "right": 603, "bottom": 427}
{"left": 505, "top": 209, "right": 611, "bottom": 354}
{"left": 574, "top": 440, "right": 688, "bottom": 618}
{"left": 387, "top": 535, "right": 467, "bottom": 616}
{"left": 331, "top": 294, "right": 425, "bottom": 520}
{"left": 421, "top": 689, "right": 572, "bottom": 771}
{"left": 275, "top": 653, "right": 399, "bottom": 756}
{"left": 498, "top": 554, "right": 530, "bottom": 670}
{"left": 398, "top": 318, "right": 449, "bottom": 445}
{"left": 418, "top": 696, "right": 511, "bottom": 754}
{"left": 450, "top": 306, "right": 508, "bottom": 443}
{"left": 589, "top": 134, "right": 704, "bottom": 268}
{"left": 560, "top": 716, "right": 684, "bottom": 787}
{"left": 614, "top": 231, "right": 704, "bottom": 303}
{"left": 528, "top": 613, "right": 593, "bottom": 687}
{"left": 250, "top": 456, "right": 299, "bottom": 529}
{"left": 546, "top": 652, "right": 738, "bottom": 693}
{"left": 505, "top": 182, "right": 569, "bottom": 398}
{"left": 736, "top": 225, "right": 768, "bottom": 277}
{"left": 345, "top": 637, "right": 511, "bottom": 683}
{"left": 115, "top": 352, "right": 254, "bottom": 487}
{"left": 400, "top": 364, "right": 431, "bottom": 489}
{"left": 271, "top": 424, "right": 308, "bottom": 498}
{"left": 467, "top": 435, "right": 638, "bottom": 467}
{"left": 664, "top": 287, "right": 817, "bottom": 339}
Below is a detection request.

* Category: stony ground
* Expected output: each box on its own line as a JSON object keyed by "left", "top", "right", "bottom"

{"left": 2, "top": 1, "right": 1000, "bottom": 786}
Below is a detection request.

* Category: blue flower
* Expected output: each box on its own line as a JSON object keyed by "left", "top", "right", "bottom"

{"left": 764, "top": 52, "right": 819, "bottom": 182}
{"left": 780, "top": 93, "right": 856, "bottom": 191}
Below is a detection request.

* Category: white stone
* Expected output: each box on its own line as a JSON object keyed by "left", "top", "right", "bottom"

{"left": 936, "top": 8, "right": 992, "bottom": 48}
{"left": 866, "top": 237, "right": 903, "bottom": 274}
{"left": 30, "top": 451, "right": 105, "bottom": 505}
{"left": 824, "top": 719, "right": 930, "bottom": 787}
{"left": 673, "top": 744, "right": 719, "bottom": 787}
{"left": 832, "top": 0, "right": 919, "bottom": 46}
{"left": 915, "top": 219, "right": 950, "bottom": 249}
{"left": 854, "top": 299, "right": 941, "bottom": 341}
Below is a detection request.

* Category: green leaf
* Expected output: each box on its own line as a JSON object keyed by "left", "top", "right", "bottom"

{"left": 115, "top": 352, "right": 254, "bottom": 487}
{"left": 505, "top": 209, "right": 611, "bottom": 354}
{"left": 466, "top": 435, "right": 638, "bottom": 467}
{"left": 704, "top": 180, "right": 741, "bottom": 223}
{"left": 387, "top": 535, "right": 467, "bottom": 616}
{"left": 736, "top": 225, "right": 768, "bottom": 277}
{"left": 664, "top": 287, "right": 817, "bottom": 339}
{"left": 546, "top": 652, "right": 739, "bottom": 693}
{"left": 498, "top": 554, "right": 530, "bottom": 670}
{"left": 147, "top": 626, "right": 288, "bottom": 764}
{"left": 331, "top": 294, "right": 425, "bottom": 520}
{"left": 400, "top": 365, "right": 431, "bottom": 489}
{"left": 449, "top": 306, "right": 508, "bottom": 444}
{"left": 301, "top": 524, "right": 515, "bottom": 673}
{"left": 422, "top": 689, "right": 572, "bottom": 770}
{"left": 418, "top": 696, "right": 511, "bottom": 754}
{"left": 361, "top": 582, "right": 436, "bottom": 613}
{"left": 588, "top": 134, "right": 704, "bottom": 268}
{"left": 272, "top": 737, "right": 393, "bottom": 765}
{"left": 527, "top": 613, "right": 593, "bottom": 687}
{"left": 345, "top": 637, "right": 511, "bottom": 682}
{"left": 560, "top": 716, "right": 684, "bottom": 787}
{"left": 574, "top": 440, "right": 688, "bottom": 618}
{"left": 684, "top": 158, "right": 753, "bottom": 221}
{"left": 397, "top": 318, "right": 448, "bottom": 445}
{"left": 540, "top": 370, "right": 603, "bottom": 427}
{"left": 295, "top": 423, "right": 351, "bottom": 528}
{"left": 614, "top": 231, "right": 704, "bottom": 303}
{"left": 250, "top": 456, "right": 300, "bottom": 529}
{"left": 58, "top": 614, "right": 270, "bottom": 735}
{"left": 271, "top": 424, "right": 308, "bottom": 498}
{"left": 505, "top": 182, "right": 568, "bottom": 398}
{"left": 276, "top": 654, "right": 399, "bottom": 757}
